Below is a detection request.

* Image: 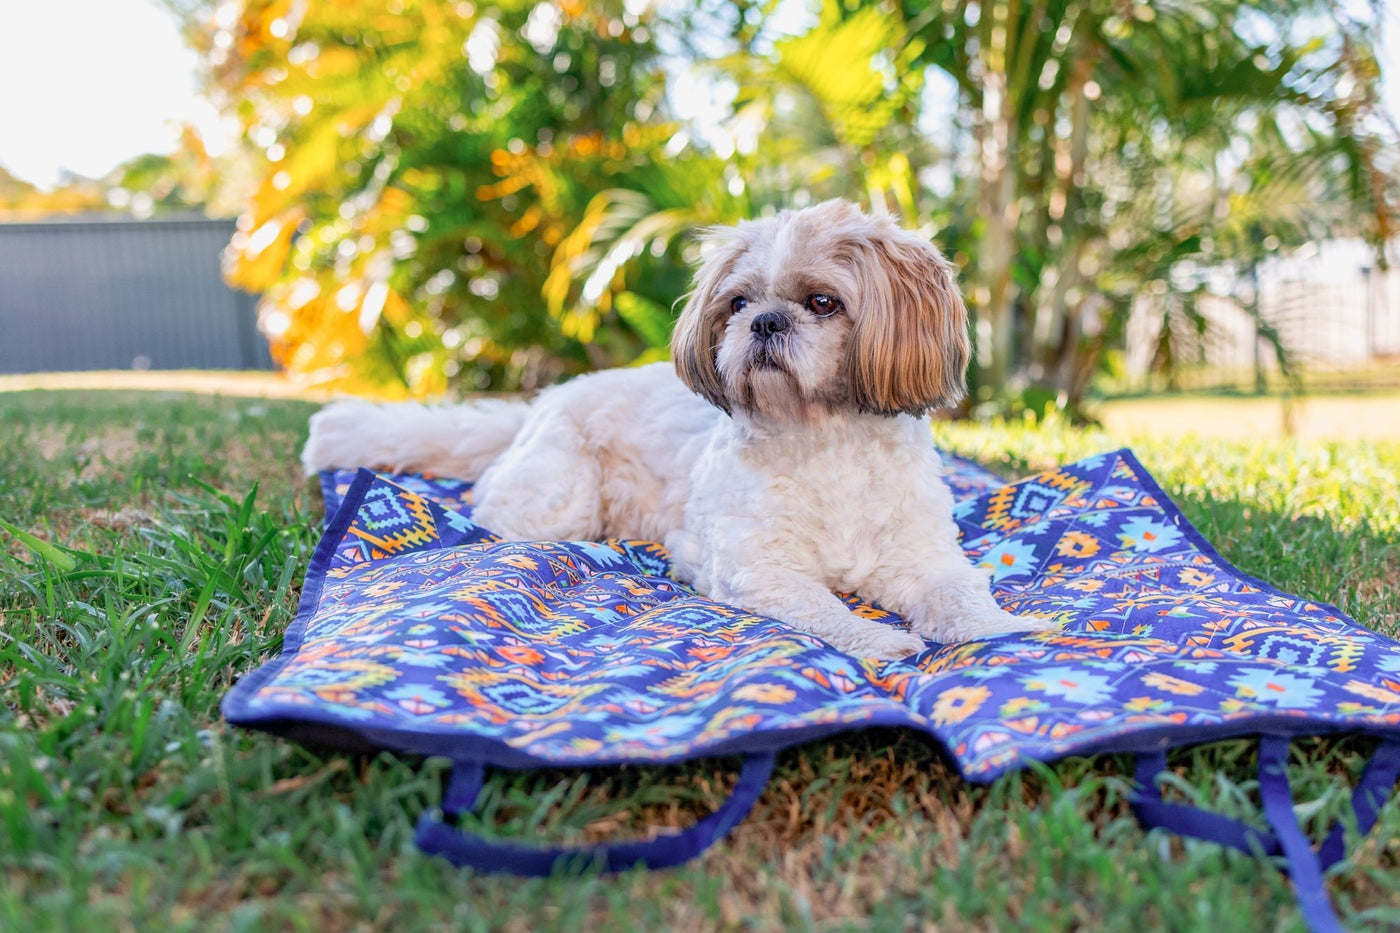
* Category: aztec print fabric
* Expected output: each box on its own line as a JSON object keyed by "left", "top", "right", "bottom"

{"left": 228, "top": 449, "right": 1400, "bottom": 781}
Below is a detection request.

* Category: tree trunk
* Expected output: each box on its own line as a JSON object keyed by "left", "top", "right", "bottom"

{"left": 973, "top": 68, "right": 1019, "bottom": 394}
{"left": 1040, "top": 54, "right": 1094, "bottom": 402}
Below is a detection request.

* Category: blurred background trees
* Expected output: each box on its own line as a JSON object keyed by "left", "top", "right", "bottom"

{"left": 165, "top": 0, "right": 1396, "bottom": 409}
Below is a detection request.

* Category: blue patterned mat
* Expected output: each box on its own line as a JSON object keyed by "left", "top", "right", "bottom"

{"left": 224, "top": 448, "right": 1399, "bottom": 930}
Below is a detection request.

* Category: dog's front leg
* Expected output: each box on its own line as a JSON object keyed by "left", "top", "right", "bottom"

{"left": 877, "top": 559, "right": 1051, "bottom": 644}
{"left": 710, "top": 569, "right": 928, "bottom": 661}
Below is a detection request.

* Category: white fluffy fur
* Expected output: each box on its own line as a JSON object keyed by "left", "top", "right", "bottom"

{"left": 302, "top": 200, "right": 1052, "bottom": 659}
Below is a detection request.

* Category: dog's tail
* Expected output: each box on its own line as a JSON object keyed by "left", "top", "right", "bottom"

{"left": 301, "top": 396, "right": 532, "bottom": 481}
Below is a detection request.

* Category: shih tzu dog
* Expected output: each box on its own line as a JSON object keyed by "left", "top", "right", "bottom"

{"left": 302, "top": 199, "right": 1050, "bottom": 659}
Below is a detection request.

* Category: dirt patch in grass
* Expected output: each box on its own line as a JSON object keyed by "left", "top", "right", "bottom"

{"left": 82, "top": 428, "right": 142, "bottom": 471}
{"left": 76, "top": 508, "right": 157, "bottom": 531}
{"left": 215, "top": 433, "right": 318, "bottom": 504}
{"left": 29, "top": 422, "right": 142, "bottom": 480}
{"left": 1096, "top": 393, "right": 1400, "bottom": 442}
{"left": 0, "top": 370, "right": 340, "bottom": 402}
{"left": 30, "top": 424, "right": 70, "bottom": 461}
{"left": 1354, "top": 554, "right": 1400, "bottom": 636}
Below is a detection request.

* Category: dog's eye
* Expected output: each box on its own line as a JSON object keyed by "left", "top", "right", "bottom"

{"left": 805, "top": 294, "right": 844, "bottom": 317}
{"left": 730, "top": 296, "right": 749, "bottom": 314}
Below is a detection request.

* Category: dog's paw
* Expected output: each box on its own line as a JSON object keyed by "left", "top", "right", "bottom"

{"left": 943, "top": 609, "right": 1056, "bottom": 641}
{"left": 833, "top": 623, "right": 928, "bottom": 661}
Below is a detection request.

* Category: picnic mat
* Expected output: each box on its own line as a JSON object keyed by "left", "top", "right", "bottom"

{"left": 223, "top": 448, "right": 1400, "bottom": 931}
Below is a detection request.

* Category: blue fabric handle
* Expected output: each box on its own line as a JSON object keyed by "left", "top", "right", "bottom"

{"left": 1256, "top": 736, "right": 1342, "bottom": 933}
{"left": 415, "top": 752, "right": 776, "bottom": 875}
{"left": 1130, "top": 750, "right": 1282, "bottom": 857}
{"left": 1132, "top": 738, "right": 1400, "bottom": 933}
{"left": 1316, "top": 738, "right": 1400, "bottom": 869}
{"left": 440, "top": 759, "right": 487, "bottom": 814}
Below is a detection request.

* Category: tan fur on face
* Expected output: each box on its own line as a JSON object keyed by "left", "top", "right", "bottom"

{"left": 671, "top": 228, "right": 751, "bottom": 413}
{"left": 671, "top": 200, "right": 970, "bottom": 420}
{"left": 846, "top": 219, "right": 969, "bottom": 415}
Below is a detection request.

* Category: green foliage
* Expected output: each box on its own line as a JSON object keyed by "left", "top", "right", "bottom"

{"left": 192, "top": 1, "right": 1395, "bottom": 402}
{"left": 210, "top": 0, "right": 679, "bottom": 395}
{"left": 903, "top": 0, "right": 1397, "bottom": 412}
{"left": 104, "top": 127, "right": 243, "bottom": 216}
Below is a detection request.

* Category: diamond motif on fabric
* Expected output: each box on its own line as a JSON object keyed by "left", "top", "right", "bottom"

{"left": 1011, "top": 482, "right": 1069, "bottom": 519}
{"left": 362, "top": 484, "right": 414, "bottom": 531}
{"left": 349, "top": 483, "right": 437, "bottom": 555}
{"left": 1249, "top": 634, "right": 1329, "bottom": 668}
{"left": 479, "top": 681, "right": 574, "bottom": 714}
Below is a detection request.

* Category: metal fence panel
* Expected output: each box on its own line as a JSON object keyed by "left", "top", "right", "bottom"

{"left": 1121, "top": 242, "right": 1400, "bottom": 393}
{"left": 0, "top": 217, "right": 270, "bottom": 374}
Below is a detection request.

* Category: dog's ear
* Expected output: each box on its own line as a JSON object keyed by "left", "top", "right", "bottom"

{"left": 847, "top": 225, "right": 970, "bottom": 416}
{"left": 671, "top": 227, "right": 747, "bottom": 413}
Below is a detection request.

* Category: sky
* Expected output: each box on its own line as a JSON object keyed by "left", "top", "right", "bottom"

{"left": 0, "top": 0, "right": 235, "bottom": 188}
{"left": 0, "top": 0, "right": 1398, "bottom": 191}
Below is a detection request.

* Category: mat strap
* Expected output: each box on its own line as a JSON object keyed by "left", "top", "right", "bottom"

{"left": 1131, "top": 737, "right": 1400, "bottom": 932}
{"left": 415, "top": 751, "right": 776, "bottom": 875}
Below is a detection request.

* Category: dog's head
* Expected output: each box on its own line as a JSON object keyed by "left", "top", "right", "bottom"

{"left": 671, "top": 199, "right": 970, "bottom": 421}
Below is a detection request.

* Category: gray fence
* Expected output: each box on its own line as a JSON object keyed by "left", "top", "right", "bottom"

{"left": 0, "top": 216, "right": 271, "bottom": 374}
{"left": 1121, "top": 240, "right": 1400, "bottom": 393}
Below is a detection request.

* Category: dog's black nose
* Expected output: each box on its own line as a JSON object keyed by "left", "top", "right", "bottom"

{"left": 750, "top": 311, "right": 791, "bottom": 339}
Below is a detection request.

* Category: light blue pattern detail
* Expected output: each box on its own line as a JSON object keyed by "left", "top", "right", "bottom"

{"left": 1116, "top": 516, "right": 1185, "bottom": 554}
{"left": 1227, "top": 668, "right": 1325, "bottom": 710}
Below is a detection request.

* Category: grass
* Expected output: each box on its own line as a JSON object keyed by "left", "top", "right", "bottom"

{"left": 2, "top": 388, "right": 1399, "bottom": 931}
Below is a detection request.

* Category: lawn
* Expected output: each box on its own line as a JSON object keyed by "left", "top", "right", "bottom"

{"left": 2, "top": 388, "right": 1398, "bottom": 931}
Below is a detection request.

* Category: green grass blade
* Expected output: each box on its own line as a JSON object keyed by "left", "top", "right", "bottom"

{"left": 0, "top": 517, "right": 80, "bottom": 572}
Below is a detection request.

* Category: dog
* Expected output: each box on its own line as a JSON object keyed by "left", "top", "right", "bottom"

{"left": 302, "top": 199, "right": 1051, "bottom": 659}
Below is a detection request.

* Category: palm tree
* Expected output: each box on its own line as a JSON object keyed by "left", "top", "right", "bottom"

{"left": 905, "top": 0, "right": 1396, "bottom": 410}
{"left": 536, "top": 1, "right": 942, "bottom": 350}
